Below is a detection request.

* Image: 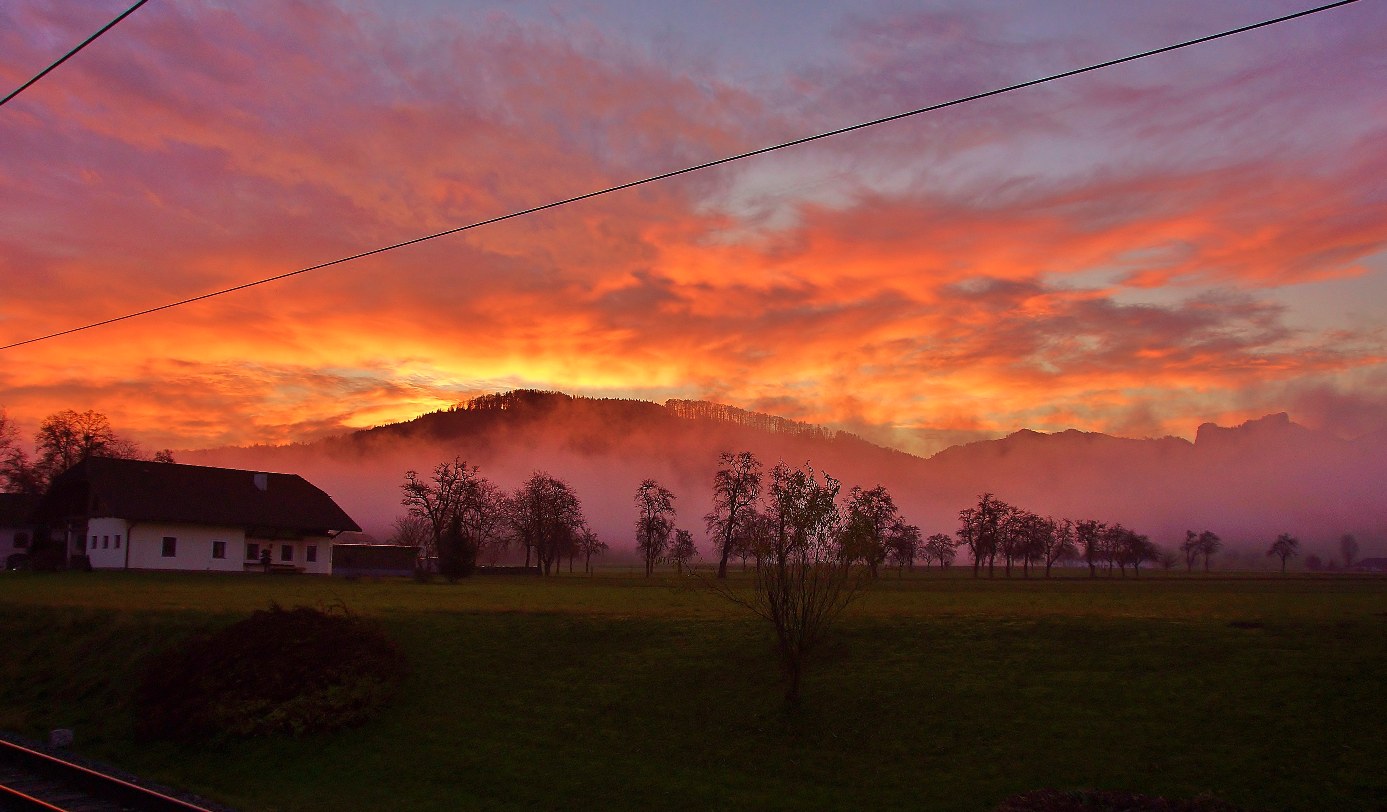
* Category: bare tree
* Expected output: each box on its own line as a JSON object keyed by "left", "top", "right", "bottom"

{"left": 34, "top": 409, "right": 140, "bottom": 482}
{"left": 1339, "top": 533, "right": 1359, "bottom": 568}
{"left": 578, "top": 527, "right": 608, "bottom": 574}
{"left": 1180, "top": 529, "right": 1221, "bottom": 573}
{"left": 959, "top": 493, "right": 1008, "bottom": 577}
{"left": 669, "top": 528, "right": 697, "bottom": 574}
{"left": 509, "top": 472, "right": 585, "bottom": 575}
{"left": 456, "top": 477, "right": 508, "bottom": 571}
{"left": 886, "top": 520, "right": 921, "bottom": 576}
{"left": 0, "top": 409, "right": 36, "bottom": 494}
{"left": 1113, "top": 526, "right": 1158, "bottom": 577}
{"left": 924, "top": 533, "right": 956, "bottom": 571}
{"left": 1197, "top": 530, "right": 1222, "bottom": 572}
{"left": 1076, "top": 520, "right": 1107, "bottom": 578}
{"left": 841, "top": 485, "right": 899, "bottom": 578}
{"left": 1041, "top": 517, "right": 1078, "bottom": 577}
{"left": 634, "top": 479, "right": 675, "bottom": 577}
{"left": 997, "top": 504, "right": 1030, "bottom": 577}
{"left": 401, "top": 459, "right": 504, "bottom": 578}
{"left": 1267, "top": 533, "right": 1300, "bottom": 573}
{"left": 0, "top": 409, "right": 17, "bottom": 474}
{"left": 401, "top": 461, "right": 469, "bottom": 570}
{"left": 1181, "top": 530, "right": 1200, "bottom": 572}
{"left": 1103, "top": 524, "right": 1128, "bottom": 576}
{"left": 734, "top": 509, "right": 775, "bottom": 572}
{"left": 1011, "top": 510, "right": 1053, "bottom": 578}
{"left": 388, "top": 515, "right": 432, "bottom": 548}
{"left": 713, "top": 462, "right": 861, "bottom": 707}
{"left": 705, "top": 451, "right": 762, "bottom": 579}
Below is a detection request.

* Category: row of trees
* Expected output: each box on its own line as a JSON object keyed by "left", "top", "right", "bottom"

{"left": 701, "top": 452, "right": 937, "bottom": 581}
{"left": 955, "top": 493, "right": 1163, "bottom": 578}
{"left": 1271, "top": 533, "right": 1362, "bottom": 573}
{"left": 612, "top": 458, "right": 1326, "bottom": 581}
{"left": 399, "top": 460, "right": 610, "bottom": 579}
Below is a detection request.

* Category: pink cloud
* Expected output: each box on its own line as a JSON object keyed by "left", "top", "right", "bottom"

{"left": 1, "top": 1, "right": 1385, "bottom": 454}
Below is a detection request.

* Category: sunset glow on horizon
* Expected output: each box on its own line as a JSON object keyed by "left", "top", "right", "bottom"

{"left": 3, "top": 0, "right": 1385, "bottom": 456}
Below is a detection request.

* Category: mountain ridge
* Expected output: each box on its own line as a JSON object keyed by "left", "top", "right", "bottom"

{"left": 181, "top": 390, "right": 1383, "bottom": 562}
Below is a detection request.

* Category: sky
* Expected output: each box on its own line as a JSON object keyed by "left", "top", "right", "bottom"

{"left": 2, "top": 0, "right": 1385, "bottom": 457}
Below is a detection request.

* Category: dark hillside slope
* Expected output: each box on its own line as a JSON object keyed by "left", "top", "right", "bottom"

{"left": 184, "top": 391, "right": 933, "bottom": 553}
{"left": 184, "top": 392, "right": 1385, "bottom": 562}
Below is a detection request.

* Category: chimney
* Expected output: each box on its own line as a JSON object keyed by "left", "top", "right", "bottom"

{"left": 253, "top": 473, "right": 269, "bottom": 492}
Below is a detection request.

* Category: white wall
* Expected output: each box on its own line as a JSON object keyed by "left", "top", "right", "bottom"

{"left": 244, "top": 535, "right": 334, "bottom": 575}
{"left": 119, "top": 522, "right": 248, "bottom": 572}
{"left": 84, "top": 517, "right": 135, "bottom": 569}
{"left": 84, "top": 518, "right": 333, "bottom": 574}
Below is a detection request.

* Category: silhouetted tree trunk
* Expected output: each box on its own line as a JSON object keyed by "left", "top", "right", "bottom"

{"left": 708, "top": 463, "right": 859, "bottom": 709}
{"left": 707, "top": 452, "right": 762, "bottom": 579}
{"left": 635, "top": 479, "right": 675, "bottom": 577}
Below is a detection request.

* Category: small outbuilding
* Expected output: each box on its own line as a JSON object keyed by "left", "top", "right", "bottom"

{"left": 332, "top": 543, "right": 419, "bottom": 578}
{"left": 31, "top": 457, "right": 360, "bottom": 574}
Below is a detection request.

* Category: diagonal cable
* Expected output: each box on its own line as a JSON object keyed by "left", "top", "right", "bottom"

{"left": 1, "top": 0, "right": 150, "bottom": 108}
{"left": 0, "top": 0, "right": 1360, "bottom": 352}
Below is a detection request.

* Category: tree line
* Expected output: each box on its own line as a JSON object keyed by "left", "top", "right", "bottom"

{"left": 399, "top": 460, "right": 607, "bottom": 580}
{"left": 0, "top": 407, "right": 174, "bottom": 495}
{"left": 397, "top": 450, "right": 1349, "bottom": 581}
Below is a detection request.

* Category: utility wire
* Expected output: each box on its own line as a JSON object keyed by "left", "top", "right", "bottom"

{"left": 1, "top": 0, "right": 150, "bottom": 108}
{"left": 0, "top": 0, "right": 1359, "bottom": 352}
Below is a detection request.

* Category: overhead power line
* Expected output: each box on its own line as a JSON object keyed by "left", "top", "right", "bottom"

{"left": 1, "top": 0, "right": 150, "bottom": 108}
{"left": 0, "top": 0, "right": 1359, "bottom": 352}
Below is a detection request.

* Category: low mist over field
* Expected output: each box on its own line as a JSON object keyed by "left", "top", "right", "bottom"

{"left": 183, "top": 390, "right": 1385, "bottom": 564}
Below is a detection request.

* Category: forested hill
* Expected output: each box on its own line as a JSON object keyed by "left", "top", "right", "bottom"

{"left": 184, "top": 390, "right": 929, "bottom": 547}
{"left": 183, "top": 392, "right": 1384, "bottom": 561}
{"left": 330, "top": 389, "right": 912, "bottom": 465}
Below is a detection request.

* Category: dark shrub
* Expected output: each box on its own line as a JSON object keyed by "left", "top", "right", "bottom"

{"left": 437, "top": 516, "right": 477, "bottom": 582}
{"left": 28, "top": 546, "right": 67, "bottom": 572}
{"left": 134, "top": 604, "right": 407, "bottom": 741}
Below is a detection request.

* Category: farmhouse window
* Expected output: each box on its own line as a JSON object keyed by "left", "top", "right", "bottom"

{"left": 246, "top": 542, "right": 259, "bottom": 560}
{"left": 114, "top": 535, "right": 120, "bottom": 548}
{"left": 281, "top": 544, "right": 293, "bottom": 562}
{"left": 306, "top": 545, "right": 317, "bottom": 563}
{"left": 212, "top": 541, "right": 227, "bottom": 559}
{"left": 162, "top": 537, "right": 177, "bottom": 557}
{"left": 103, "top": 535, "right": 110, "bottom": 549}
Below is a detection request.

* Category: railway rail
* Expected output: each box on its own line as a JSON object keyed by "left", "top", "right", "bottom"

{"left": 0, "top": 736, "right": 223, "bottom": 812}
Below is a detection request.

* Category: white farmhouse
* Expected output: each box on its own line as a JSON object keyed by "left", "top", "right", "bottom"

{"left": 32, "top": 457, "right": 360, "bottom": 574}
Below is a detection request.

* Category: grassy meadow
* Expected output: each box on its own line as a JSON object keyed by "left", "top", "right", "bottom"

{"left": 0, "top": 568, "right": 1383, "bottom": 811}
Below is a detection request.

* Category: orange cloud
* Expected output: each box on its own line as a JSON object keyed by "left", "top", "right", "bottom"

{"left": 1, "top": 1, "right": 1385, "bottom": 455}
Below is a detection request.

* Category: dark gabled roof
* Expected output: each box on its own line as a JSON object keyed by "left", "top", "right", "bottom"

{"left": 35, "top": 457, "right": 360, "bottom": 533}
{"left": 0, "top": 493, "right": 38, "bottom": 527}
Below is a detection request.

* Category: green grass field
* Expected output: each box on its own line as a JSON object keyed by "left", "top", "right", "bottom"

{"left": 1, "top": 569, "right": 1383, "bottom": 811}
